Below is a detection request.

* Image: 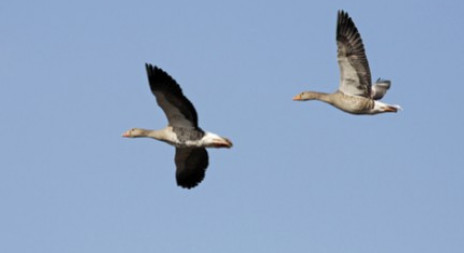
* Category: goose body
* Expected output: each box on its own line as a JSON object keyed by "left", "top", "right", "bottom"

{"left": 293, "top": 10, "right": 401, "bottom": 115}
{"left": 123, "top": 64, "right": 232, "bottom": 189}
{"left": 123, "top": 127, "right": 231, "bottom": 148}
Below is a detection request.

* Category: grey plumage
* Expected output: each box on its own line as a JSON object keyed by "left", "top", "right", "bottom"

{"left": 172, "top": 126, "right": 205, "bottom": 142}
{"left": 337, "top": 10, "right": 372, "bottom": 98}
{"left": 145, "top": 64, "right": 209, "bottom": 188}
{"left": 124, "top": 64, "right": 231, "bottom": 189}
{"left": 293, "top": 10, "right": 400, "bottom": 115}
{"left": 371, "top": 78, "right": 391, "bottom": 100}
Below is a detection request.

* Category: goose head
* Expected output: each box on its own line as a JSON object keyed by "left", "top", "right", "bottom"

{"left": 122, "top": 128, "right": 148, "bottom": 138}
{"left": 293, "top": 91, "right": 329, "bottom": 101}
{"left": 293, "top": 92, "right": 312, "bottom": 101}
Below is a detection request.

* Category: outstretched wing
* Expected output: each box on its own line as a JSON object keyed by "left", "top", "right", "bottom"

{"left": 145, "top": 64, "right": 199, "bottom": 128}
{"left": 174, "top": 148, "right": 209, "bottom": 189}
{"left": 336, "top": 10, "right": 372, "bottom": 98}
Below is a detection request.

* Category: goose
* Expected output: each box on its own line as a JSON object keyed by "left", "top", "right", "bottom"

{"left": 293, "top": 10, "right": 401, "bottom": 115}
{"left": 123, "top": 64, "right": 232, "bottom": 189}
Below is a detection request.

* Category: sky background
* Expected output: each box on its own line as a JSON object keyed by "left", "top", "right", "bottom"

{"left": 1, "top": 0, "right": 464, "bottom": 252}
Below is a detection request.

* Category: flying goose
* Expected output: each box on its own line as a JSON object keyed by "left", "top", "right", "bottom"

{"left": 123, "top": 64, "right": 232, "bottom": 189}
{"left": 293, "top": 10, "right": 401, "bottom": 114}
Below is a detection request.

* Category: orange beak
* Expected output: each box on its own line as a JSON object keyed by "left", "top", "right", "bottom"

{"left": 122, "top": 130, "right": 131, "bottom": 137}
{"left": 293, "top": 94, "right": 302, "bottom": 101}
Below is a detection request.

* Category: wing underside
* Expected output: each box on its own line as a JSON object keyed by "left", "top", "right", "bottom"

{"left": 336, "top": 11, "right": 372, "bottom": 98}
{"left": 146, "top": 64, "right": 199, "bottom": 128}
{"left": 174, "top": 148, "right": 209, "bottom": 189}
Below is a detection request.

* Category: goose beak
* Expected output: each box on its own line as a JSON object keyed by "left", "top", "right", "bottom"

{"left": 293, "top": 94, "right": 302, "bottom": 101}
{"left": 122, "top": 130, "right": 131, "bottom": 137}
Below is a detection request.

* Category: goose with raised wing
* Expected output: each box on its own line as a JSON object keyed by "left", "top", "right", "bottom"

{"left": 293, "top": 10, "right": 401, "bottom": 114}
{"left": 123, "top": 64, "right": 232, "bottom": 189}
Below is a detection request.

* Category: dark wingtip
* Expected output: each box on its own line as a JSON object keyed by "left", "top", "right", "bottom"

{"left": 145, "top": 63, "right": 178, "bottom": 91}
{"left": 145, "top": 63, "right": 160, "bottom": 76}
{"left": 336, "top": 9, "right": 363, "bottom": 45}
{"left": 337, "top": 10, "right": 348, "bottom": 23}
{"left": 145, "top": 63, "right": 154, "bottom": 79}
{"left": 337, "top": 10, "right": 354, "bottom": 28}
{"left": 338, "top": 10, "right": 350, "bottom": 24}
{"left": 176, "top": 173, "right": 204, "bottom": 189}
{"left": 177, "top": 180, "right": 201, "bottom": 189}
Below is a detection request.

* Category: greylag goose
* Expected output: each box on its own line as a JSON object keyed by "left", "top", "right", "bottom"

{"left": 293, "top": 10, "right": 401, "bottom": 115}
{"left": 123, "top": 64, "right": 232, "bottom": 189}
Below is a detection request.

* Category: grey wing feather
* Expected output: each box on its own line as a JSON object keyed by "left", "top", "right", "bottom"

{"left": 337, "top": 10, "right": 372, "bottom": 98}
{"left": 371, "top": 78, "right": 391, "bottom": 100}
{"left": 174, "top": 148, "right": 209, "bottom": 189}
{"left": 145, "top": 64, "right": 199, "bottom": 128}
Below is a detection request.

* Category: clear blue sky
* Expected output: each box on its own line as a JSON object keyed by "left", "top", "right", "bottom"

{"left": 1, "top": 0, "right": 463, "bottom": 252}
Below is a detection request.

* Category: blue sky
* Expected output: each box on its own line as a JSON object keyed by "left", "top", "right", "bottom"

{"left": 1, "top": 0, "right": 463, "bottom": 252}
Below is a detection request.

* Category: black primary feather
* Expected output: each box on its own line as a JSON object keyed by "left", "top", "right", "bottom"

{"left": 145, "top": 64, "right": 199, "bottom": 128}
{"left": 175, "top": 148, "right": 209, "bottom": 189}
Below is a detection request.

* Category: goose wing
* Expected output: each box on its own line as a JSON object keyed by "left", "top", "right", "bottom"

{"left": 175, "top": 148, "right": 209, "bottom": 189}
{"left": 336, "top": 10, "right": 372, "bottom": 98}
{"left": 371, "top": 78, "right": 391, "bottom": 100}
{"left": 146, "top": 64, "right": 199, "bottom": 128}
